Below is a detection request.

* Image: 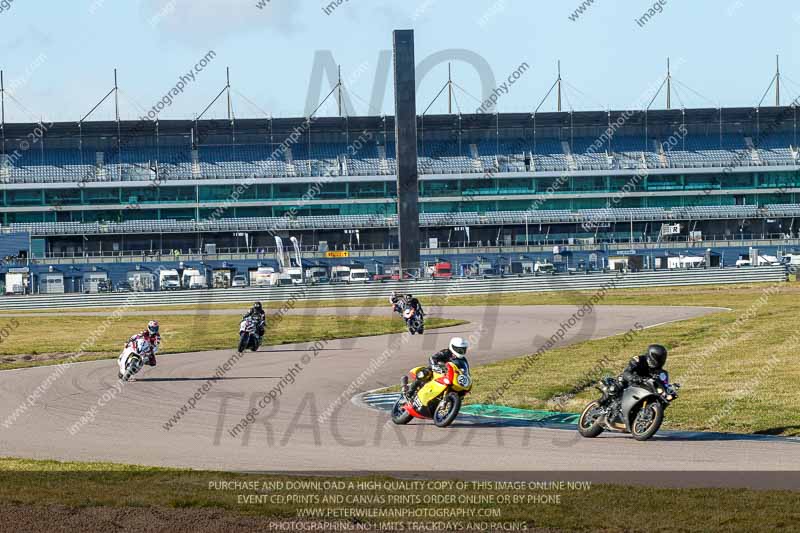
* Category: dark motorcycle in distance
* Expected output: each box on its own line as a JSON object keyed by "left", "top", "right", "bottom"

{"left": 577, "top": 371, "right": 680, "bottom": 441}
{"left": 238, "top": 316, "right": 262, "bottom": 353}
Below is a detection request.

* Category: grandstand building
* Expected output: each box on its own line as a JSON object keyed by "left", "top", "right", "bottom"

{"left": 2, "top": 105, "right": 800, "bottom": 287}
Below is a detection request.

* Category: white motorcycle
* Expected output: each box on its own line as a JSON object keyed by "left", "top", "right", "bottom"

{"left": 238, "top": 316, "right": 262, "bottom": 353}
{"left": 117, "top": 337, "right": 155, "bottom": 381}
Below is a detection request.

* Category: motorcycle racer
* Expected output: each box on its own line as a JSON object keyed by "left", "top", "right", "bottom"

{"left": 402, "top": 337, "right": 469, "bottom": 400}
{"left": 242, "top": 301, "right": 266, "bottom": 337}
{"left": 389, "top": 291, "right": 405, "bottom": 316}
{"left": 404, "top": 294, "right": 424, "bottom": 316}
{"left": 126, "top": 320, "right": 161, "bottom": 367}
{"left": 619, "top": 344, "right": 668, "bottom": 390}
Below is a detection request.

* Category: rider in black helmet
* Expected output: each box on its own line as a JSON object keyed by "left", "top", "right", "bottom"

{"left": 243, "top": 301, "right": 266, "bottom": 337}
{"left": 621, "top": 344, "right": 668, "bottom": 388}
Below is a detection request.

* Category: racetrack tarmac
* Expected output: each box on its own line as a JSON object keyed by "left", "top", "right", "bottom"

{"left": 2, "top": 304, "right": 799, "bottom": 488}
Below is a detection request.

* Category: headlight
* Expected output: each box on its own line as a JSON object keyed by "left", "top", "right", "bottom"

{"left": 666, "top": 394, "right": 673, "bottom": 401}
{"left": 417, "top": 371, "right": 425, "bottom": 379}
{"left": 657, "top": 388, "right": 664, "bottom": 394}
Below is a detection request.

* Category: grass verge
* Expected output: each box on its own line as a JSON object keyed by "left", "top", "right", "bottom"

{"left": 465, "top": 283, "right": 800, "bottom": 436}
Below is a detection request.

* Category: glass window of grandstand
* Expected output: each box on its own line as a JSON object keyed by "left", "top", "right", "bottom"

{"left": 159, "top": 208, "right": 196, "bottom": 221}
{"left": 83, "top": 209, "right": 125, "bottom": 223}
{"left": 497, "top": 178, "right": 535, "bottom": 194}
{"left": 572, "top": 198, "right": 608, "bottom": 210}
{"left": 610, "top": 176, "right": 646, "bottom": 193}
{"left": 120, "top": 186, "right": 158, "bottom": 207}
{"left": 158, "top": 186, "right": 196, "bottom": 203}
{"left": 685, "top": 175, "right": 719, "bottom": 191}
{"left": 317, "top": 182, "right": 347, "bottom": 200}
{"left": 645, "top": 175, "right": 681, "bottom": 191}
{"left": 722, "top": 173, "right": 754, "bottom": 189}
{"left": 348, "top": 181, "right": 386, "bottom": 199}
{"left": 273, "top": 183, "right": 313, "bottom": 200}
{"left": 45, "top": 189, "right": 82, "bottom": 207}
{"left": 6, "top": 211, "right": 45, "bottom": 223}
{"left": 86, "top": 187, "right": 123, "bottom": 205}
{"left": 6, "top": 189, "right": 43, "bottom": 206}
{"left": 120, "top": 208, "right": 159, "bottom": 222}
{"left": 422, "top": 180, "right": 461, "bottom": 197}
{"left": 198, "top": 185, "right": 257, "bottom": 202}
{"left": 462, "top": 178, "right": 497, "bottom": 196}
{"left": 759, "top": 172, "right": 800, "bottom": 189}
{"left": 683, "top": 194, "right": 723, "bottom": 207}
{"left": 572, "top": 176, "right": 606, "bottom": 193}
{"left": 535, "top": 176, "right": 569, "bottom": 194}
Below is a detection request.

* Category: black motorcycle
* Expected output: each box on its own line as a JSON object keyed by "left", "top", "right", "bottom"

{"left": 577, "top": 371, "right": 680, "bottom": 441}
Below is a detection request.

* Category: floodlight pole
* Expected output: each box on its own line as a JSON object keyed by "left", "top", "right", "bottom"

{"left": 114, "top": 69, "right": 121, "bottom": 155}
{"left": 226, "top": 67, "right": 232, "bottom": 122}
{"left": 337, "top": 65, "right": 343, "bottom": 117}
{"left": 1, "top": 70, "right": 5, "bottom": 133}
{"left": 448, "top": 63, "right": 452, "bottom": 114}
{"left": 557, "top": 60, "right": 562, "bottom": 112}
{"left": 114, "top": 69, "right": 120, "bottom": 122}
{"left": 776, "top": 54, "right": 781, "bottom": 107}
{"left": 666, "top": 58, "right": 671, "bottom": 110}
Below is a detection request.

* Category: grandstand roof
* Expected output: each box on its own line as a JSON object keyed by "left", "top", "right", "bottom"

{"left": 1, "top": 105, "right": 797, "bottom": 140}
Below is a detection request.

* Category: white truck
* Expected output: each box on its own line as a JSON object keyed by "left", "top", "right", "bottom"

{"left": 348, "top": 265, "right": 370, "bottom": 283}
{"left": 287, "top": 266, "right": 304, "bottom": 285}
{"left": 534, "top": 261, "right": 556, "bottom": 273}
{"left": 305, "top": 266, "right": 329, "bottom": 284}
{"left": 181, "top": 268, "right": 207, "bottom": 289}
{"left": 330, "top": 265, "right": 351, "bottom": 284}
{"left": 736, "top": 255, "right": 782, "bottom": 267}
{"left": 269, "top": 272, "right": 293, "bottom": 286}
{"left": 250, "top": 267, "right": 275, "bottom": 287}
{"left": 159, "top": 269, "right": 181, "bottom": 290}
{"left": 782, "top": 254, "right": 800, "bottom": 266}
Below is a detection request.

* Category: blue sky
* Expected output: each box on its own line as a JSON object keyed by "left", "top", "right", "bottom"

{"left": 1, "top": 0, "right": 799, "bottom": 123}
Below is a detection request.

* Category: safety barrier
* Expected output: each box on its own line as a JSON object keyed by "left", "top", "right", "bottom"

{"left": 0, "top": 266, "right": 787, "bottom": 311}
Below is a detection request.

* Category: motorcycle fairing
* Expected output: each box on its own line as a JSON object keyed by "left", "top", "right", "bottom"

{"left": 621, "top": 385, "right": 661, "bottom": 433}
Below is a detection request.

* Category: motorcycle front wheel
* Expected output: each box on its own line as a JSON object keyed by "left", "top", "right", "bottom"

{"left": 238, "top": 333, "right": 249, "bottom": 353}
{"left": 391, "top": 398, "right": 413, "bottom": 425}
{"left": 433, "top": 391, "right": 461, "bottom": 428}
{"left": 631, "top": 401, "right": 664, "bottom": 441}
{"left": 577, "top": 400, "right": 605, "bottom": 438}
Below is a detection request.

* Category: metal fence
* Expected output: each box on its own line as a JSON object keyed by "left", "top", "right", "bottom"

{"left": 0, "top": 266, "right": 786, "bottom": 311}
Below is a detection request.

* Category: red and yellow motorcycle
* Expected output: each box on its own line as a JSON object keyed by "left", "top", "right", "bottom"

{"left": 391, "top": 359, "right": 472, "bottom": 427}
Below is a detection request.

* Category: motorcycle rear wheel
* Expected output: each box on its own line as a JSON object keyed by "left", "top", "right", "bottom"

{"left": 631, "top": 401, "right": 664, "bottom": 441}
{"left": 577, "top": 400, "right": 605, "bottom": 438}
{"left": 391, "top": 398, "right": 413, "bottom": 425}
{"left": 433, "top": 392, "right": 461, "bottom": 428}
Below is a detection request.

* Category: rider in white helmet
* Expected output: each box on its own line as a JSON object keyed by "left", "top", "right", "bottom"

{"left": 389, "top": 291, "right": 406, "bottom": 316}
{"left": 403, "top": 337, "right": 469, "bottom": 399}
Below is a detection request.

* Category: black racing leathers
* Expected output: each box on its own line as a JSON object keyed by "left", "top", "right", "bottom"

{"left": 242, "top": 309, "right": 266, "bottom": 337}
{"left": 404, "top": 348, "right": 454, "bottom": 399}
{"left": 621, "top": 355, "right": 662, "bottom": 386}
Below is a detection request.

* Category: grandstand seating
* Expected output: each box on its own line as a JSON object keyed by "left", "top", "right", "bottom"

{"left": 7, "top": 204, "right": 798, "bottom": 236}
{"left": 1, "top": 129, "right": 798, "bottom": 185}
